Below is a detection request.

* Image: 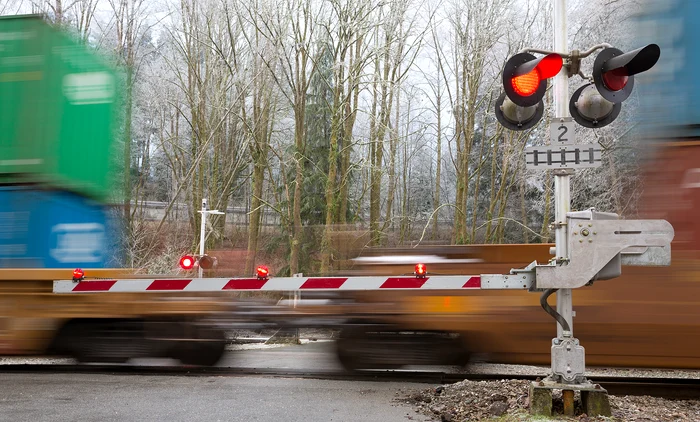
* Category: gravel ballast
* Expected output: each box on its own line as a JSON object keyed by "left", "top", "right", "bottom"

{"left": 397, "top": 377, "right": 700, "bottom": 421}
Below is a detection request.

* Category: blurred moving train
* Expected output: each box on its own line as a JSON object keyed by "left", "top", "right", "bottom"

{"left": 0, "top": 5, "right": 699, "bottom": 370}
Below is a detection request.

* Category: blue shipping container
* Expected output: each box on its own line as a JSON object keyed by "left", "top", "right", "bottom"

{"left": 0, "top": 187, "right": 118, "bottom": 268}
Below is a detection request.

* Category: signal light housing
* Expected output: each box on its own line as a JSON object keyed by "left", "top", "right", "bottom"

{"left": 569, "top": 84, "right": 621, "bottom": 128}
{"left": 503, "top": 52, "right": 563, "bottom": 107}
{"left": 415, "top": 263, "right": 427, "bottom": 278}
{"left": 592, "top": 44, "right": 660, "bottom": 104}
{"left": 570, "top": 44, "right": 660, "bottom": 128}
{"left": 256, "top": 265, "right": 269, "bottom": 280}
{"left": 179, "top": 255, "right": 195, "bottom": 271}
{"left": 495, "top": 92, "right": 544, "bottom": 131}
{"left": 497, "top": 52, "right": 562, "bottom": 131}
{"left": 199, "top": 254, "right": 216, "bottom": 270}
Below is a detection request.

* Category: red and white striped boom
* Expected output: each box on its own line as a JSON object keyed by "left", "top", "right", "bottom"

{"left": 53, "top": 275, "right": 482, "bottom": 293}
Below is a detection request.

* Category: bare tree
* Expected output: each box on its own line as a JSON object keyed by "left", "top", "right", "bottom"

{"left": 438, "top": 0, "right": 513, "bottom": 244}
{"left": 75, "top": 0, "right": 99, "bottom": 41}
{"left": 216, "top": 0, "right": 278, "bottom": 274}
{"left": 368, "top": 0, "right": 422, "bottom": 246}
{"left": 319, "top": 0, "right": 375, "bottom": 274}
{"left": 246, "top": 0, "right": 323, "bottom": 274}
{"left": 1, "top": 0, "right": 25, "bottom": 16}
{"left": 107, "top": 0, "right": 149, "bottom": 228}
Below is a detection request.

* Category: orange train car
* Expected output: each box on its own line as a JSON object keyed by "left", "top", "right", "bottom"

{"left": 0, "top": 269, "right": 232, "bottom": 365}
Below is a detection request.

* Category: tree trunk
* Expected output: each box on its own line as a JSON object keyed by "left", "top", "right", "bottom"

{"left": 320, "top": 64, "right": 345, "bottom": 274}
{"left": 384, "top": 79, "right": 400, "bottom": 237}
{"left": 432, "top": 73, "right": 442, "bottom": 241}
{"left": 290, "top": 100, "right": 305, "bottom": 275}
{"left": 246, "top": 159, "right": 266, "bottom": 274}
{"left": 484, "top": 131, "right": 501, "bottom": 240}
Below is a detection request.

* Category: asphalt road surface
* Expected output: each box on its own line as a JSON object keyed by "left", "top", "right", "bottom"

{"left": 0, "top": 373, "right": 430, "bottom": 422}
{"left": 0, "top": 342, "right": 441, "bottom": 421}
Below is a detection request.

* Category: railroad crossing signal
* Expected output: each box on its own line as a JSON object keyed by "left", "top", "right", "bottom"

{"left": 570, "top": 44, "right": 660, "bottom": 128}
{"left": 496, "top": 44, "right": 661, "bottom": 131}
{"left": 179, "top": 254, "right": 217, "bottom": 271}
{"left": 495, "top": 53, "right": 563, "bottom": 130}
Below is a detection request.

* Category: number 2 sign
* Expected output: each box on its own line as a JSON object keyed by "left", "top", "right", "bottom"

{"left": 550, "top": 118, "right": 576, "bottom": 146}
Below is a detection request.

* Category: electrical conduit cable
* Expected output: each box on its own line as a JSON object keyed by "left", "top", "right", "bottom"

{"left": 540, "top": 288, "right": 571, "bottom": 333}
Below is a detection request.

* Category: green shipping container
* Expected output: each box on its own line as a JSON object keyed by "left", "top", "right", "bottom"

{"left": 0, "top": 15, "right": 119, "bottom": 202}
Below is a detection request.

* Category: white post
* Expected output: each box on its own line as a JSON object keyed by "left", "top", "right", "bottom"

{"left": 199, "top": 198, "right": 207, "bottom": 278}
{"left": 553, "top": 0, "right": 569, "bottom": 120}
{"left": 553, "top": 0, "right": 574, "bottom": 339}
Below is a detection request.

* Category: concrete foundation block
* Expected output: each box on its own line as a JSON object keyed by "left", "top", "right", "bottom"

{"left": 529, "top": 383, "right": 552, "bottom": 416}
{"left": 581, "top": 390, "right": 612, "bottom": 417}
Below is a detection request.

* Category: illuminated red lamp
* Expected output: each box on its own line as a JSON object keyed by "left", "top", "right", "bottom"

{"left": 510, "top": 53, "right": 563, "bottom": 97}
{"left": 511, "top": 70, "right": 540, "bottom": 96}
{"left": 496, "top": 52, "right": 563, "bottom": 131}
{"left": 256, "top": 265, "right": 269, "bottom": 280}
{"left": 72, "top": 268, "right": 85, "bottom": 282}
{"left": 414, "top": 263, "right": 427, "bottom": 278}
{"left": 179, "top": 255, "right": 195, "bottom": 271}
{"left": 502, "top": 52, "right": 562, "bottom": 107}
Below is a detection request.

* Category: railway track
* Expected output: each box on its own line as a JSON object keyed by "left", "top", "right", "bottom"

{"left": 0, "top": 364, "right": 697, "bottom": 400}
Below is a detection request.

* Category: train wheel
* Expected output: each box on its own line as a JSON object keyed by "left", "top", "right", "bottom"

{"left": 68, "top": 320, "right": 140, "bottom": 364}
{"left": 446, "top": 335, "right": 471, "bottom": 367}
{"left": 175, "top": 340, "right": 226, "bottom": 367}
{"left": 336, "top": 328, "right": 470, "bottom": 371}
{"left": 335, "top": 328, "right": 404, "bottom": 371}
{"left": 172, "top": 325, "right": 227, "bottom": 367}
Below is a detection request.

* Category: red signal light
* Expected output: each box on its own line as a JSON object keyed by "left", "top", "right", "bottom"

{"left": 501, "top": 52, "right": 562, "bottom": 109}
{"left": 256, "top": 265, "right": 269, "bottom": 279}
{"left": 199, "top": 254, "right": 216, "bottom": 270}
{"left": 512, "top": 69, "right": 540, "bottom": 96}
{"left": 592, "top": 44, "right": 660, "bottom": 104}
{"left": 602, "top": 67, "right": 629, "bottom": 91}
{"left": 72, "top": 268, "right": 84, "bottom": 281}
{"left": 415, "top": 263, "right": 427, "bottom": 278}
{"left": 510, "top": 54, "right": 562, "bottom": 97}
{"left": 179, "top": 255, "right": 195, "bottom": 270}
{"left": 497, "top": 52, "right": 562, "bottom": 131}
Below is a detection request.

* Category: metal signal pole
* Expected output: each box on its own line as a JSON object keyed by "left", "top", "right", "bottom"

{"left": 553, "top": 0, "right": 574, "bottom": 340}
{"left": 199, "top": 199, "right": 208, "bottom": 278}
{"left": 198, "top": 198, "right": 224, "bottom": 278}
